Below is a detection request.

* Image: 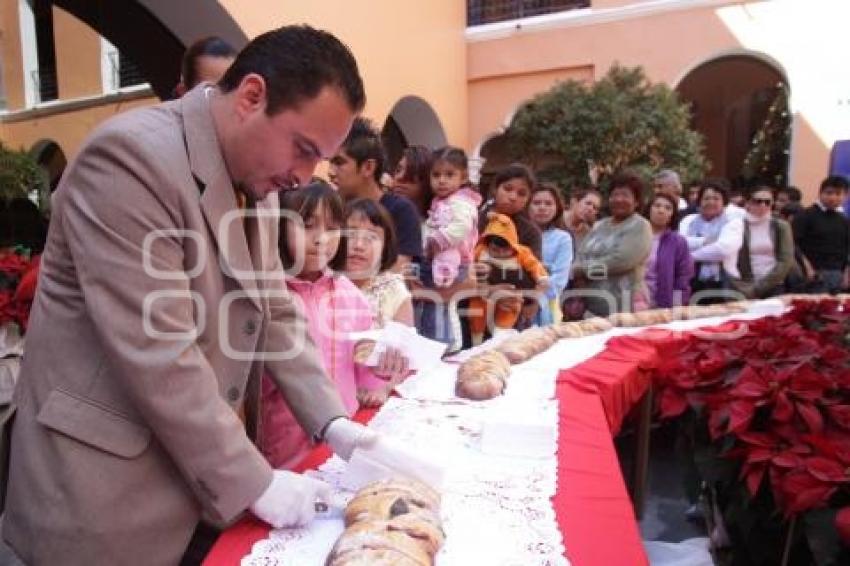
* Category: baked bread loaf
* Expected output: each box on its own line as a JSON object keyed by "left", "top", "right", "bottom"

{"left": 328, "top": 479, "right": 444, "bottom": 566}
{"left": 553, "top": 322, "right": 584, "bottom": 339}
{"left": 577, "top": 317, "right": 613, "bottom": 334}
{"left": 455, "top": 350, "right": 511, "bottom": 400}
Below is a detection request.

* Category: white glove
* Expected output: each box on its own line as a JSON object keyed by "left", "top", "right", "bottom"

{"left": 324, "top": 418, "right": 377, "bottom": 461}
{"left": 249, "top": 470, "right": 332, "bottom": 529}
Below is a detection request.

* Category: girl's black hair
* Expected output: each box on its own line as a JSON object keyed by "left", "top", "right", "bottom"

{"left": 278, "top": 181, "right": 347, "bottom": 272}
{"left": 431, "top": 146, "right": 468, "bottom": 173}
{"left": 489, "top": 163, "right": 536, "bottom": 200}
{"left": 344, "top": 198, "right": 399, "bottom": 273}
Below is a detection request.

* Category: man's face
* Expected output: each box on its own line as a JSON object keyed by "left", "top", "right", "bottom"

{"left": 774, "top": 192, "right": 790, "bottom": 213}
{"left": 328, "top": 150, "right": 368, "bottom": 200}
{"left": 224, "top": 78, "right": 354, "bottom": 201}
{"left": 821, "top": 187, "right": 846, "bottom": 210}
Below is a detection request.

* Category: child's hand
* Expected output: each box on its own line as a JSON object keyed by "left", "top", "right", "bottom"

{"left": 535, "top": 275, "right": 551, "bottom": 292}
{"left": 374, "top": 347, "right": 411, "bottom": 383}
{"left": 357, "top": 386, "right": 390, "bottom": 408}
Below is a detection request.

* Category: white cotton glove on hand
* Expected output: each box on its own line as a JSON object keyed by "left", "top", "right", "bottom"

{"left": 324, "top": 418, "right": 378, "bottom": 461}
{"left": 250, "top": 470, "right": 332, "bottom": 529}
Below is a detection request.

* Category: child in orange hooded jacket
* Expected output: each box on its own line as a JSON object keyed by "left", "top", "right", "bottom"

{"left": 469, "top": 213, "right": 550, "bottom": 345}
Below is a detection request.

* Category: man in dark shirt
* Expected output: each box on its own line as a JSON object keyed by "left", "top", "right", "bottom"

{"left": 328, "top": 117, "right": 422, "bottom": 272}
{"left": 793, "top": 175, "right": 850, "bottom": 293}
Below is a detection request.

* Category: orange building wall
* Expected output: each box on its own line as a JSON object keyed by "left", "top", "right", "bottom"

{"left": 1, "top": 95, "right": 158, "bottom": 155}
{"left": 218, "top": 0, "right": 469, "bottom": 147}
{"left": 469, "top": 65, "right": 594, "bottom": 152}
{"left": 52, "top": 5, "right": 103, "bottom": 100}
{"left": 1, "top": 0, "right": 26, "bottom": 111}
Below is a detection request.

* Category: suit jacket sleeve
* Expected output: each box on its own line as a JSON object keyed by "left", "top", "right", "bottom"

{"left": 59, "top": 127, "right": 272, "bottom": 523}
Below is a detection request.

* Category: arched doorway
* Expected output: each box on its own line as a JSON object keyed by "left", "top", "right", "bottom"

{"left": 676, "top": 54, "right": 791, "bottom": 188}
{"left": 381, "top": 96, "right": 448, "bottom": 172}
{"left": 29, "top": 138, "right": 66, "bottom": 194}
{"left": 475, "top": 131, "right": 513, "bottom": 195}
{"left": 53, "top": 0, "right": 247, "bottom": 99}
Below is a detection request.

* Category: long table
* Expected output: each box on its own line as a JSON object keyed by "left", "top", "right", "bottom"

{"left": 204, "top": 329, "right": 660, "bottom": 565}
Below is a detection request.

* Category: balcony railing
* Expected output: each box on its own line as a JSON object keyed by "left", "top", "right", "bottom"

{"left": 468, "top": 0, "right": 591, "bottom": 26}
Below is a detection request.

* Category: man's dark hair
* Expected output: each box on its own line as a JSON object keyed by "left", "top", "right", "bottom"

{"left": 340, "top": 117, "right": 385, "bottom": 183}
{"left": 182, "top": 36, "right": 237, "bottom": 90}
{"left": 489, "top": 163, "right": 536, "bottom": 200}
{"left": 698, "top": 177, "right": 731, "bottom": 205}
{"left": 219, "top": 25, "right": 365, "bottom": 115}
{"left": 777, "top": 185, "right": 802, "bottom": 203}
{"left": 608, "top": 170, "right": 645, "bottom": 204}
{"left": 821, "top": 175, "right": 850, "bottom": 192}
{"left": 432, "top": 146, "right": 468, "bottom": 173}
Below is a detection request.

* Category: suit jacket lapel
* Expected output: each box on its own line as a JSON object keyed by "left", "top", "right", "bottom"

{"left": 181, "top": 84, "right": 262, "bottom": 312}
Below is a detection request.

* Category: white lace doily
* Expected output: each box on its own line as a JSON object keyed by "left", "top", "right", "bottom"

{"left": 242, "top": 395, "right": 568, "bottom": 566}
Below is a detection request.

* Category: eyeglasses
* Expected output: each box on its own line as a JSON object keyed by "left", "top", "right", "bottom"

{"left": 751, "top": 198, "right": 773, "bottom": 206}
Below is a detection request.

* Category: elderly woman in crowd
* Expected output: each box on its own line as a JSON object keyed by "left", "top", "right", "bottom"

{"left": 730, "top": 186, "right": 795, "bottom": 298}
{"left": 679, "top": 180, "right": 744, "bottom": 302}
{"left": 571, "top": 172, "right": 652, "bottom": 316}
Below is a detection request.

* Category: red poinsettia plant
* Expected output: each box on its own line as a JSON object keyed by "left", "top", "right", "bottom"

{"left": 654, "top": 299, "right": 850, "bottom": 559}
{"left": 0, "top": 246, "right": 38, "bottom": 333}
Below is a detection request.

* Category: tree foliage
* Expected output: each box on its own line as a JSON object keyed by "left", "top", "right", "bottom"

{"left": 0, "top": 142, "right": 49, "bottom": 210}
{"left": 505, "top": 64, "right": 708, "bottom": 192}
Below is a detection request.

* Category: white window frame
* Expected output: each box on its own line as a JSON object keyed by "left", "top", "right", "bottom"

{"left": 18, "top": 0, "right": 39, "bottom": 107}
{"left": 100, "top": 37, "right": 119, "bottom": 94}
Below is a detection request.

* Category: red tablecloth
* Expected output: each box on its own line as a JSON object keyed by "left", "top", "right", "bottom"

{"left": 205, "top": 337, "right": 660, "bottom": 566}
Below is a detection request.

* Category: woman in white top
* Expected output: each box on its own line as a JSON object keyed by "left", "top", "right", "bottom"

{"left": 679, "top": 180, "right": 744, "bottom": 302}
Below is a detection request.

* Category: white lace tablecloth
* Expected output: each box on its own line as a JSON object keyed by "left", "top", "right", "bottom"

{"left": 242, "top": 395, "right": 567, "bottom": 566}
{"left": 241, "top": 302, "right": 782, "bottom": 565}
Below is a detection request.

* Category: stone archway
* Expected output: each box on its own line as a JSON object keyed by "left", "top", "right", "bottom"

{"left": 676, "top": 54, "right": 790, "bottom": 187}
{"left": 29, "top": 138, "right": 66, "bottom": 193}
{"left": 381, "top": 95, "right": 448, "bottom": 171}
{"left": 53, "top": 0, "right": 247, "bottom": 99}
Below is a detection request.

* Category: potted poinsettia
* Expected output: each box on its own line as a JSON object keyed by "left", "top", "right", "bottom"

{"left": 654, "top": 300, "right": 850, "bottom": 565}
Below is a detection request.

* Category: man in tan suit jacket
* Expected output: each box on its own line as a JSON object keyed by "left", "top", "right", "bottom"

{"left": 3, "top": 26, "right": 380, "bottom": 565}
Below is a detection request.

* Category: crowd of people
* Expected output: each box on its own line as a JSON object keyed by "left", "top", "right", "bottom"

{"left": 292, "top": 113, "right": 850, "bottom": 359}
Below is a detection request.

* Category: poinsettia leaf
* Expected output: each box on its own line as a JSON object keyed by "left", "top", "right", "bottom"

{"left": 788, "top": 485, "right": 836, "bottom": 515}
{"left": 745, "top": 464, "right": 766, "bottom": 497}
{"left": 805, "top": 457, "right": 847, "bottom": 482}
{"left": 737, "top": 431, "right": 775, "bottom": 447}
{"left": 708, "top": 408, "right": 728, "bottom": 440}
{"left": 728, "top": 400, "right": 755, "bottom": 434}
{"left": 828, "top": 405, "right": 850, "bottom": 430}
{"left": 746, "top": 448, "right": 773, "bottom": 464}
{"left": 658, "top": 387, "right": 688, "bottom": 419}
{"left": 772, "top": 391, "right": 794, "bottom": 423}
{"left": 797, "top": 402, "right": 825, "bottom": 434}
{"left": 772, "top": 451, "right": 803, "bottom": 469}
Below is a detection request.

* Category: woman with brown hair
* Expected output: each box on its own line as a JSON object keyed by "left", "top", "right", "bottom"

{"left": 528, "top": 183, "right": 572, "bottom": 323}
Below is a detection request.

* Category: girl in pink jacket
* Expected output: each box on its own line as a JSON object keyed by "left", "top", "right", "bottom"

{"left": 422, "top": 146, "right": 482, "bottom": 287}
{"left": 260, "top": 182, "right": 391, "bottom": 470}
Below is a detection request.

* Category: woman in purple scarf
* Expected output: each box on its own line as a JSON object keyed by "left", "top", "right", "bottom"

{"left": 644, "top": 192, "right": 694, "bottom": 307}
